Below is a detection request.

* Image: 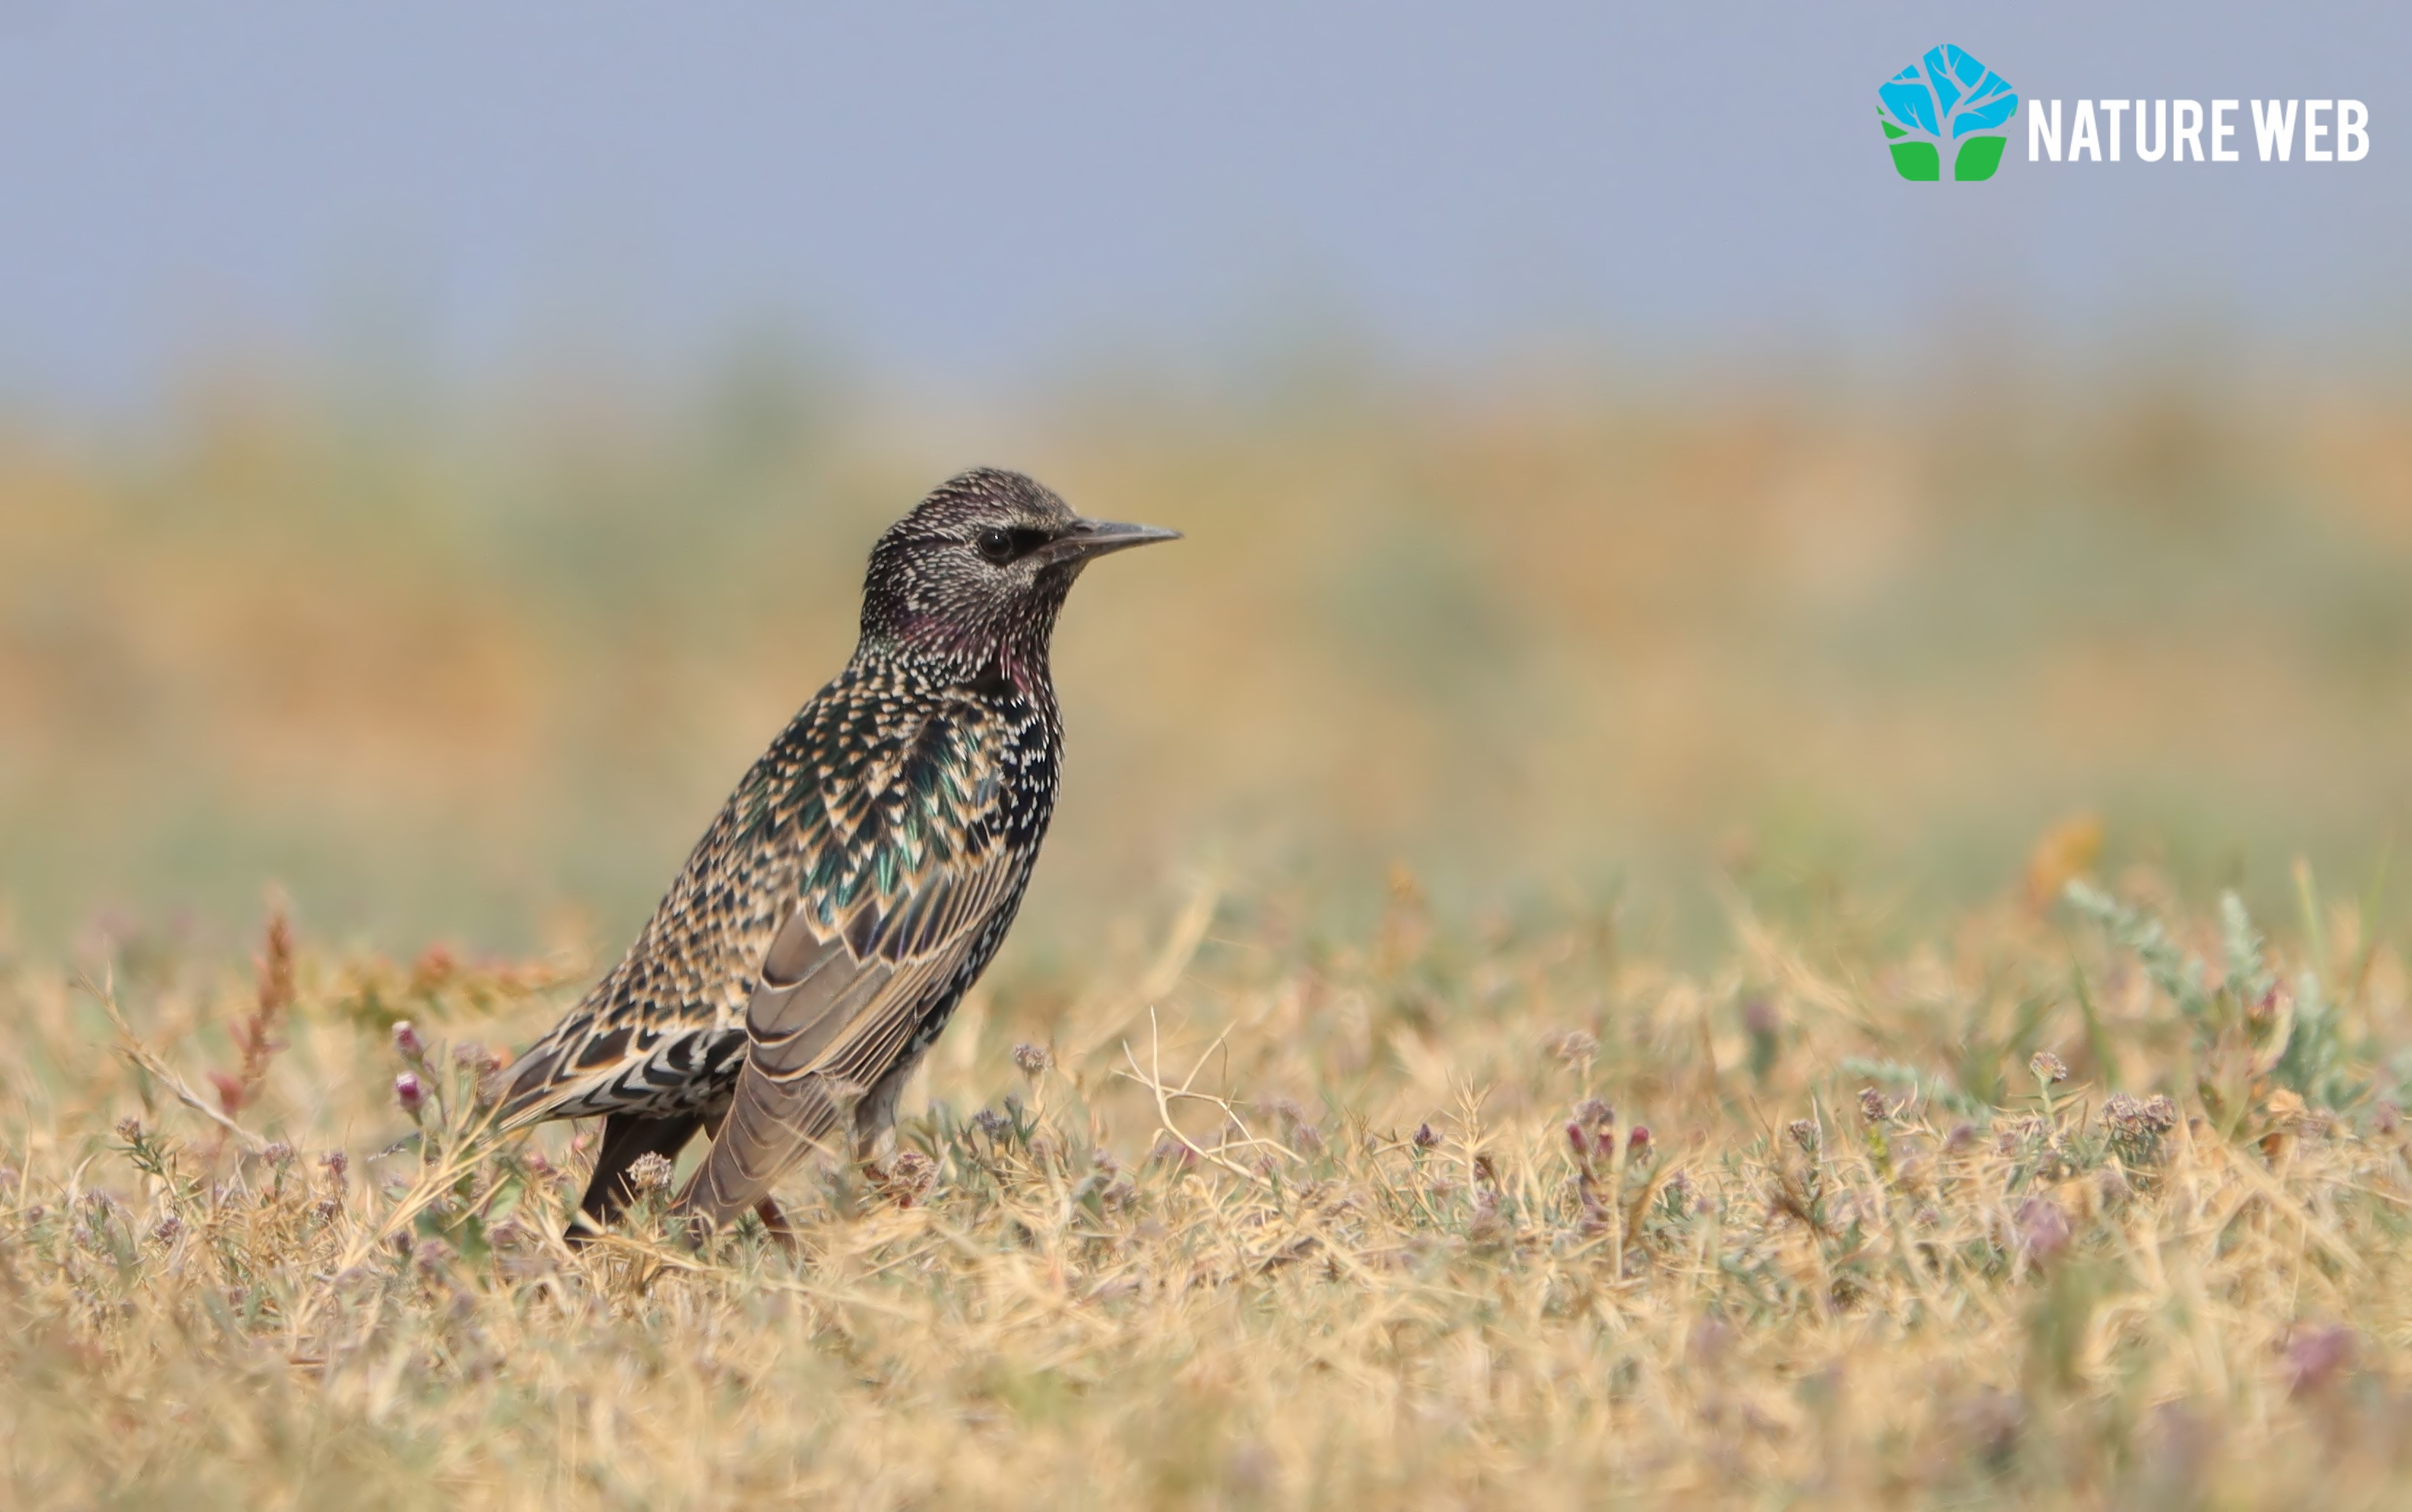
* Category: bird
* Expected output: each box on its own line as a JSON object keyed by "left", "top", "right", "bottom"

{"left": 491, "top": 467, "right": 1178, "bottom": 1242}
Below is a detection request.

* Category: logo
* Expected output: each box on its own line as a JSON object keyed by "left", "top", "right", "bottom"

{"left": 2028, "top": 98, "right": 2369, "bottom": 164}
{"left": 1878, "top": 45, "right": 2019, "bottom": 181}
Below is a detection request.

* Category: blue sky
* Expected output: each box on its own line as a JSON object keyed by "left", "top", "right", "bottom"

{"left": 0, "top": 1, "right": 2403, "bottom": 405}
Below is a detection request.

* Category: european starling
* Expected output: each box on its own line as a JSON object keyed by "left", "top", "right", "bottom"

{"left": 494, "top": 468, "right": 1178, "bottom": 1240}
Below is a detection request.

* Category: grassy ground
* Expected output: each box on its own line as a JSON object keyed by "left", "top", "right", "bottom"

{"left": 4, "top": 353, "right": 2410, "bottom": 1504}
{"left": 7, "top": 861, "right": 2412, "bottom": 1508}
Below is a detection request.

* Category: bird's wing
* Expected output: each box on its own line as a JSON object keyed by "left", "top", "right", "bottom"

{"left": 491, "top": 779, "right": 772, "bottom": 1130}
{"left": 677, "top": 684, "right": 1022, "bottom": 1226}
{"left": 493, "top": 661, "right": 1015, "bottom": 1135}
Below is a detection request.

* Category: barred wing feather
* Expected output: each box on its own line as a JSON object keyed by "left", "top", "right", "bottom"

{"left": 678, "top": 691, "right": 1020, "bottom": 1227}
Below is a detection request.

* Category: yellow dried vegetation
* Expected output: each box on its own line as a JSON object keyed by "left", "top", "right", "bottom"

{"left": 6, "top": 865, "right": 2412, "bottom": 1508}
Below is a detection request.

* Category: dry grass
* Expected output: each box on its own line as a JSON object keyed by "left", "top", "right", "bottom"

{"left": 5, "top": 353, "right": 2412, "bottom": 1505}
{"left": 7, "top": 864, "right": 2412, "bottom": 1509}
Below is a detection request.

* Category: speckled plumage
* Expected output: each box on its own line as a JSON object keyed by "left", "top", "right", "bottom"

{"left": 494, "top": 468, "right": 1177, "bottom": 1237}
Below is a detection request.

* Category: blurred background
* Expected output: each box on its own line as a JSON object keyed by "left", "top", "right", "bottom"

{"left": 1, "top": 2, "right": 2407, "bottom": 967}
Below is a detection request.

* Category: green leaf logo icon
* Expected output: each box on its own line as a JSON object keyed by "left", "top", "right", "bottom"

{"left": 1878, "top": 45, "right": 2019, "bottom": 183}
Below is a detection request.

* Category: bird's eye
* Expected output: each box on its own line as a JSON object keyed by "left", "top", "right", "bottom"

{"left": 974, "top": 527, "right": 1017, "bottom": 564}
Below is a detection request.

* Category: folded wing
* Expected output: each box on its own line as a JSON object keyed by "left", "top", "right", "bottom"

{"left": 678, "top": 683, "right": 1020, "bottom": 1228}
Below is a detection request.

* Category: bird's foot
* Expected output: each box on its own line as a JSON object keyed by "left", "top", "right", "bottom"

{"left": 861, "top": 1149, "right": 938, "bottom": 1208}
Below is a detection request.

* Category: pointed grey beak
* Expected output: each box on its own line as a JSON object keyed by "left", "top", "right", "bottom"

{"left": 1038, "top": 517, "right": 1183, "bottom": 564}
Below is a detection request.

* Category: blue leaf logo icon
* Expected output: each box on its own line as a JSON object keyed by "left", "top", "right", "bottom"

{"left": 1878, "top": 45, "right": 2019, "bottom": 182}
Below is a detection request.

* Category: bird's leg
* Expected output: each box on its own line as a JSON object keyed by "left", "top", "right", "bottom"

{"left": 853, "top": 1124, "right": 942, "bottom": 1208}
{"left": 850, "top": 1065, "right": 910, "bottom": 1198}
{"left": 853, "top": 1124, "right": 901, "bottom": 1201}
{"left": 753, "top": 1196, "right": 799, "bottom": 1255}
{"left": 569, "top": 1112, "right": 703, "bottom": 1245}
{"left": 856, "top": 1156, "right": 895, "bottom": 1202}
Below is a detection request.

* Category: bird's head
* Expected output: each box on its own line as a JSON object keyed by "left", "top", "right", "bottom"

{"left": 859, "top": 467, "right": 1179, "bottom": 678}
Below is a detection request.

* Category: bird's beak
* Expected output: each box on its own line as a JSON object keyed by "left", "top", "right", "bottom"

{"left": 1037, "top": 518, "right": 1183, "bottom": 564}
